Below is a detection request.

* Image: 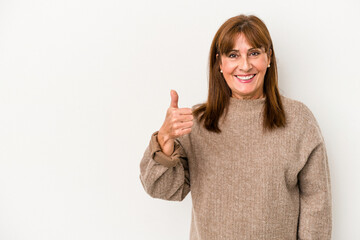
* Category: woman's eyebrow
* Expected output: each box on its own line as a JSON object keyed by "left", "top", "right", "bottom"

{"left": 230, "top": 47, "right": 261, "bottom": 52}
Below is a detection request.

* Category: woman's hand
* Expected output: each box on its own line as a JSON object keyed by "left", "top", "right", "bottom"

{"left": 158, "top": 90, "right": 194, "bottom": 156}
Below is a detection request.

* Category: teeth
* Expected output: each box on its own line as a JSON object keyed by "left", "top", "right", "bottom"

{"left": 236, "top": 74, "right": 255, "bottom": 80}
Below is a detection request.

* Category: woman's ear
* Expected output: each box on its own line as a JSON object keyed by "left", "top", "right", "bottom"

{"left": 216, "top": 53, "right": 223, "bottom": 70}
{"left": 267, "top": 49, "right": 272, "bottom": 66}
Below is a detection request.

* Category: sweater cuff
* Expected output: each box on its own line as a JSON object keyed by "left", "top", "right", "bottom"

{"left": 150, "top": 131, "right": 182, "bottom": 168}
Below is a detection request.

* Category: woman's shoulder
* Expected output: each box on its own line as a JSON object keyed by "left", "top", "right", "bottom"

{"left": 280, "top": 95, "right": 325, "bottom": 144}
{"left": 280, "top": 95, "right": 320, "bottom": 128}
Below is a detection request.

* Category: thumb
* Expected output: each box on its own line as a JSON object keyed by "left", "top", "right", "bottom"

{"left": 170, "top": 89, "right": 179, "bottom": 108}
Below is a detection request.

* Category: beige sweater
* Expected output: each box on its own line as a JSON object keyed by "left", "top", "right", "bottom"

{"left": 139, "top": 95, "right": 332, "bottom": 240}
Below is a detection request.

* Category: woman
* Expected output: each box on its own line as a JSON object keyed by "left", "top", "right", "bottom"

{"left": 140, "top": 14, "right": 332, "bottom": 240}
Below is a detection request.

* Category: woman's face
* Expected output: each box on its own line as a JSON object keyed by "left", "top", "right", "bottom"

{"left": 219, "top": 33, "right": 271, "bottom": 100}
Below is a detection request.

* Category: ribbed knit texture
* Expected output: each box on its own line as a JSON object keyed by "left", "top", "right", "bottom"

{"left": 139, "top": 95, "right": 332, "bottom": 240}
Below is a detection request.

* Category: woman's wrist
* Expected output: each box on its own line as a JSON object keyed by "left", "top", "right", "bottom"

{"left": 157, "top": 131, "right": 169, "bottom": 148}
{"left": 157, "top": 130, "right": 174, "bottom": 155}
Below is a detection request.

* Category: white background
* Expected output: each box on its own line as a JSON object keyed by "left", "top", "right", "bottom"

{"left": 0, "top": 0, "right": 359, "bottom": 239}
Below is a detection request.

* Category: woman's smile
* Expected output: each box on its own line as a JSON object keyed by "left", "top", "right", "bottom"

{"left": 235, "top": 74, "right": 256, "bottom": 83}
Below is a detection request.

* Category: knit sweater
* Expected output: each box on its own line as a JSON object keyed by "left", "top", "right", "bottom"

{"left": 139, "top": 95, "right": 332, "bottom": 240}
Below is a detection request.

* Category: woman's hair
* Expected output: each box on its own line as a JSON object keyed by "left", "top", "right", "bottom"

{"left": 193, "top": 14, "right": 286, "bottom": 133}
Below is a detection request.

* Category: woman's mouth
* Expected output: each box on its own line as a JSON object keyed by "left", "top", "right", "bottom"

{"left": 235, "top": 74, "right": 256, "bottom": 83}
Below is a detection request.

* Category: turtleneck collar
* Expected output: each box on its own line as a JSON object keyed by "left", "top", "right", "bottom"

{"left": 228, "top": 96, "right": 266, "bottom": 111}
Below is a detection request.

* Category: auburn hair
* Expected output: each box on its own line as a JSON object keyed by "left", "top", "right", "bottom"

{"left": 193, "top": 14, "right": 286, "bottom": 133}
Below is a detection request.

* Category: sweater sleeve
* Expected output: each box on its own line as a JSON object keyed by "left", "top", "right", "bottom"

{"left": 297, "top": 125, "right": 332, "bottom": 239}
{"left": 139, "top": 130, "right": 190, "bottom": 201}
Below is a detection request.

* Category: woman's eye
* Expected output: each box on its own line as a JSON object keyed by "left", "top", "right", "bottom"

{"left": 250, "top": 52, "right": 260, "bottom": 56}
{"left": 229, "top": 53, "right": 237, "bottom": 58}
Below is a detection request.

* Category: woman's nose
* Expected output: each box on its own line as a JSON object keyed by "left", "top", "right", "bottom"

{"left": 238, "top": 57, "right": 252, "bottom": 71}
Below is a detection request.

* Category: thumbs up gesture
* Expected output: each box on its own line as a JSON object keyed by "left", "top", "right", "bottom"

{"left": 158, "top": 90, "right": 194, "bottom": 156}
